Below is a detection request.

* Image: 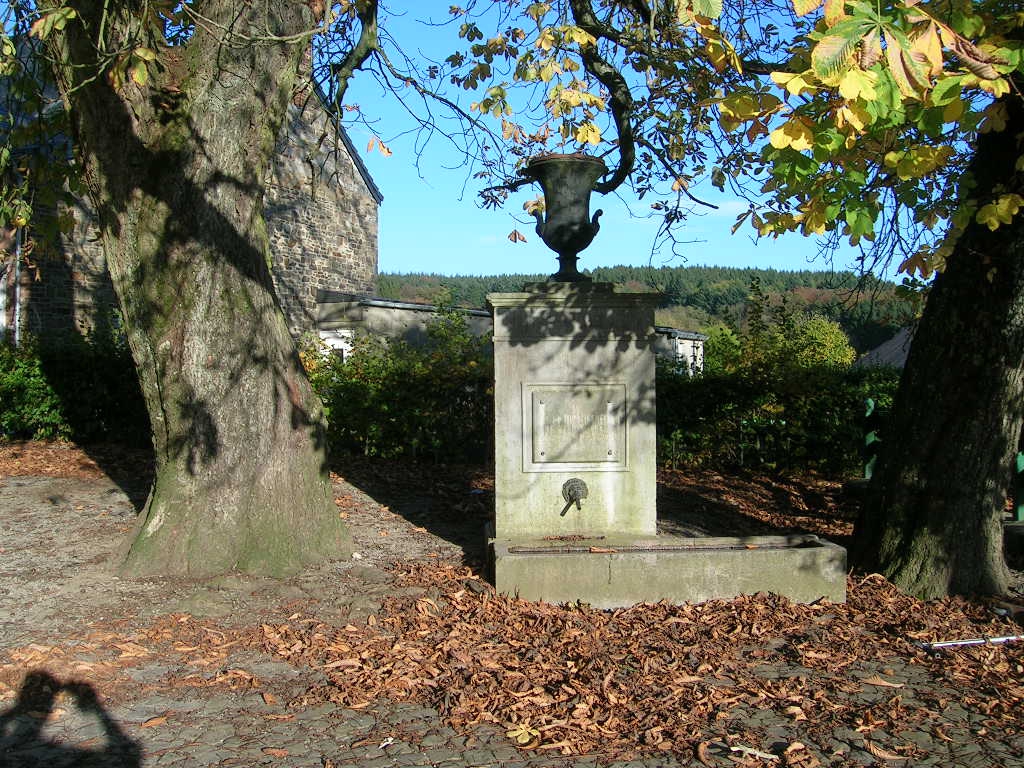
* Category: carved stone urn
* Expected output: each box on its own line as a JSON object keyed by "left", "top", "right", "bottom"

{"left": 523, "top": 153, "right": 607, "bottom": 282}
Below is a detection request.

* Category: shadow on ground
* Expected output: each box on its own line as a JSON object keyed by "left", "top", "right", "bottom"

{"left": 0, "top": 672, "right": 141, "bottom": 768}
{"left": 330, "top": 455, "right": 494, "bottom": 569}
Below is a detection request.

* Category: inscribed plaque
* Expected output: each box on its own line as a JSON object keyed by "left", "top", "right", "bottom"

{"left": 523, "top": 384, "right": 627, "bottom": 471}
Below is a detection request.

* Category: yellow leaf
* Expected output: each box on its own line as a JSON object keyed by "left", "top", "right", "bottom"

{"left": 978, "top": 76, "right": 1011, "bottom": 99}
{"left": 839, "top": 69, "right": 877, "bottom": 101}
{"left": 506, "top": 723, "right": 541, "bottom": 745}
{"left": 884, "top": 30, "right": 929, "bottom": 98}
{"left": 823, "top": 0, "right": 846, "bottom": 26}
{"left": 563, "top": 25, "right": 596, "bottom": 46}
{"left": 977, "top": 194, "right": 1024, "bottom": 231}
{"left": 883, "top": 146, "right": 953, "bottom": 180}
{"left": 911, "top": 23, "right": 943, "bottom": 77}
{"left": 791, "top": 0, "right": 823, "bottom": 17}
{"left": 719, "top": 92, "right": 760, "bottom": 121}
{"left": 771, "top": 71, "right": 816, "bottom": 97}
{"left": 769, "top": 126, "right": 790, "bottom": 149}
{"left": 573, "top": 121, "right": 601, "bottom": 146}
{"left": 130, "top": 59, "right": 149, "bottom": 87}
{"left": 837, "top": 104, "right": 870, "bottom": 132}
{"left": 769, "top": 119, "right": 814, "bottom": 151}
{"left": 706, "top": 40, "right": 729, "bottom": 72}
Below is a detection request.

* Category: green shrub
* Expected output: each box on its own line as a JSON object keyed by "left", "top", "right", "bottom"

{"left": 0, "top": 324, "right": 148, "bottom": 444}
{"left": 657, "top": 363, "right": 901, "bottom": 473}
{"left": 657, "top": 277, "right": 885, "bottom": 473}
{"left": 308, "top": 308, "right": 493, "bottom": 463}
{"left": 0, "top": 340, "right": 70, "bottom": 440}
{"left": 702, "top": 324, "right": 742, "bottom": 374}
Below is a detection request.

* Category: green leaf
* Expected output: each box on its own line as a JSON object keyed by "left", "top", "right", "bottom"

{"left": 811, "top": 33, "right": 859, "bottom": 81}
{"left": 929, "top": 76, "right": 963, "bottom": 107}
{"left": 692, "top": 0, "right": 723, "bottom": 19}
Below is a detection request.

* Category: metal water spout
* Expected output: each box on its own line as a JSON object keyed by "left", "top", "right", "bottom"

{"left": 523, "top": 153, "right": 607, "bottom": 282}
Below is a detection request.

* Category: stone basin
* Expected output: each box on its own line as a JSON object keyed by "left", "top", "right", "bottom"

{"left": 490, "top": 533, "right": 846, "bottom": 609}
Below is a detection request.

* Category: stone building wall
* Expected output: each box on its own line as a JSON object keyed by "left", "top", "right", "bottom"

{"left": 265, "top": 94, "right": 381, "bottom": 337}
{"left": 2, "top": 95, "right": 380, "bottom": 342}
{"left": 3, "top": 199, "right": 115, "bottom": 338}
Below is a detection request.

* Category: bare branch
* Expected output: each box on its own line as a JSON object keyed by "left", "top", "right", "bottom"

{"left": 332, "top": 0, "right": 379, "bottom": 106}
{"left": 568, "top": 0, "right": 635, "bottom": 195}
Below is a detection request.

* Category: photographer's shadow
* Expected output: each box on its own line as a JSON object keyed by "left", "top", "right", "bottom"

{"left": 0, "top": 672, "right": 141, "bottom": 767}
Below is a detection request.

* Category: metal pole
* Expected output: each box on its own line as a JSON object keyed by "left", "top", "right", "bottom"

{"left": 1014, "top": 450, "right": 1024, "bottom": 523}
{"left": 13, "top": 227, "right": 22, "bottom": 348}
{"left": 917, "top": 634, "right": 1024, "bottom": 652}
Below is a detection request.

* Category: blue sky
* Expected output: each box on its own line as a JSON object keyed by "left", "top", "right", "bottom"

{"left": 343, "top": 98, "right": 873, "bottom": 279}
{"left": 338, "top": 8, "right": 883, "bottom": 280}
{"left": 346, "top": 116, "right": 880, "bottom": 280}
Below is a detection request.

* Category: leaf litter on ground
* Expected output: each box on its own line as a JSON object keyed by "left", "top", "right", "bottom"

{"left": 2, "top": 442, "right": 1023, "bottom": 763}
{"left": 258, "top": 564, "right": 1023, "bottom": 761}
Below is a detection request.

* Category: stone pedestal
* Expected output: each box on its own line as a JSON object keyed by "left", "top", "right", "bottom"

{"left": 488, "top": 282, "right": 659, "bottom": 540}
{"left": 486, "top": 282, "right": 847, "bottom": 608}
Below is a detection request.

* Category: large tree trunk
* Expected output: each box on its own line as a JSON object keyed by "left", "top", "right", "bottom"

{"left": 851, "top": 98, "right": 1024, "bottom": 599}
{"left": 45, "top": 1, "right": 351, "bottom": 576}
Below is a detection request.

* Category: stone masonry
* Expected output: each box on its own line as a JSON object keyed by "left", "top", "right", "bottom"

{"left": 2, "top": 91, "right": 381, "bottom": 341}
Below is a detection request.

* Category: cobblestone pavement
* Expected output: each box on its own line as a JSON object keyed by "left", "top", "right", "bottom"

{"left": 1, "top": 471, "right": 1023, "bottom": 767}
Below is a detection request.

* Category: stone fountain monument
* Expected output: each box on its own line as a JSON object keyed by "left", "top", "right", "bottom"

{"left": 486, "top": 154, "right": 846, "bottom": 608}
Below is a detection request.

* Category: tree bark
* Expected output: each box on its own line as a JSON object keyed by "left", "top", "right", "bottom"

{"left": 45, "top": 1, "right": 351, "bottom": 576}
{"left": 851, "top": 98, "right": 1024, "bottom": 598}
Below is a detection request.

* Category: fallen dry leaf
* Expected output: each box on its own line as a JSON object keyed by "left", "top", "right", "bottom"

{"left": 695, "top": 741, "right": 714, "bottom": 766}
{"left": 862, "top": 675, "right": 904, "bottom": 688}
{"left": 864, "top": 740, "right": 910, "bottom": 761}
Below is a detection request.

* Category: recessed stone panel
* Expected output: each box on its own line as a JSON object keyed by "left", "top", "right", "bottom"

{"left": 523, "top": 384, "right": 627, "bottom": 471}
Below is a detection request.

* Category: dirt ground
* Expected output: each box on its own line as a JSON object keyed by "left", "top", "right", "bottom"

{"left": 0, "top": 440, "right": 1020, "bottom": 653}
{"left": 0, "top": 442, "right": 481, "bottom": 654}
{"left": 2, "top": 441, "right": 1023, "bottom": 767}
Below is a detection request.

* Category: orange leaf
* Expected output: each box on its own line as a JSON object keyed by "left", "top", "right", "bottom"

{"left": 262, "top": 747, "right": 290, "bottom": 758}
{"left": 141, "top": 715, "right": 167, "bottom": 728}
{"left": 262, "top": 692, "right": 278, "bottom": 705}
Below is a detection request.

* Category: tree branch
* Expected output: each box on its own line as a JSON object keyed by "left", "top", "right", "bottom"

{"left": 568, "top": 0, "right": 635, "bottom": 195}
{"left": 332, "top": 0, "right": 379, "bottom": 106}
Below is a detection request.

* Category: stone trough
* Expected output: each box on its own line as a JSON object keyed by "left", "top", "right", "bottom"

{"left": 491, "top": 533, "right": 847, "bottom": 610}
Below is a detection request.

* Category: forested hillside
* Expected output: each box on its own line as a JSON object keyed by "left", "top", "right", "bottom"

{"left": 377, "top": 266, "right": 913, "bottom": 353}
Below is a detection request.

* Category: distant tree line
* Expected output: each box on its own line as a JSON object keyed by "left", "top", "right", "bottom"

{"left": 377, "top": 266, "right": 914, "bottom": 353}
